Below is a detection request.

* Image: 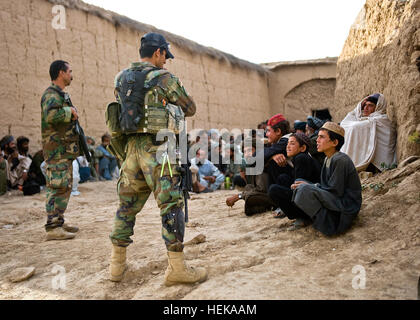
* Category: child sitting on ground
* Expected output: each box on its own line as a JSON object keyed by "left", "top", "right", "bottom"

{"left": 268, "top": 132, "right": 321, "bottom": 227}
{"left": 288, "top": 122, "right": 362, "bottom": 235}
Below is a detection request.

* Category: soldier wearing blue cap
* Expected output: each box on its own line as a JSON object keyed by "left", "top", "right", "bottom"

{"left": 140, "top": 32, "right": 175, "bottom": 59}
{"left": 108, "top": 32, "right": 207, "bottom": 286}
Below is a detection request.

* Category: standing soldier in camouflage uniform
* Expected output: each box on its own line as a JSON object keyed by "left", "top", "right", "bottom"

{"left": 41, "top": 60, "right": 80, "bottom": 240}
{"left": 108, "top": 33, "right": 207, "bottom": 286}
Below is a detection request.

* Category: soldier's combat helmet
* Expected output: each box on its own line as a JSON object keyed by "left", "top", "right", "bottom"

{"left": 140, "top": 32, "right": 174, "bottom": 59}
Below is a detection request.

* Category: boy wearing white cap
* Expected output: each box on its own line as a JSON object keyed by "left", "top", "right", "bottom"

{"left": 290, "top": 122, "right": 362, "bottom": 235}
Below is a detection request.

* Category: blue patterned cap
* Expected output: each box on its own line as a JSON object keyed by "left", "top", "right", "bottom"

{"left": 306, "top": 116, "right": 325, "bottom": 130}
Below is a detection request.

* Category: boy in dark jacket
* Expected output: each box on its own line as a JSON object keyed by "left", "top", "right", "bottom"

{"left": 291, "top": 122, "right": 362, "bottom": 235}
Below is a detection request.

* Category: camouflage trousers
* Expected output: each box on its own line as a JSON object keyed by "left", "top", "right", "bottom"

{"left": 45, "top": 159, "right": 73, "bottom": 231}
{"left": 109, "top": 135, "right": 185, "bottom": 252}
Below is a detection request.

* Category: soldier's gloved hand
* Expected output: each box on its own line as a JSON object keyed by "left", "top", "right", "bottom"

{"left": 71, "top": 107, "right": 78, "bottom": 121}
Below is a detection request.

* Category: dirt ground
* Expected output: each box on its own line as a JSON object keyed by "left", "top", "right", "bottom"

{"left": 0, "top": 160, "right": 419, "bottom": 300}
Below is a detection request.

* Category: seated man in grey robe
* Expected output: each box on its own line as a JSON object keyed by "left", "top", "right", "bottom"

{"left": 289, "top": 122, "right": 362, "bottom": 235}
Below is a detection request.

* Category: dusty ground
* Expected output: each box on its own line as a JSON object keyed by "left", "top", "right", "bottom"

{"left": 0, "top": 160, "right": 419, "bottom": 300}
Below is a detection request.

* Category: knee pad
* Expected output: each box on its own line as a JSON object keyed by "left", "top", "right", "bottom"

{"left": 162, "top": 207, "right": 185, "bottom": 243}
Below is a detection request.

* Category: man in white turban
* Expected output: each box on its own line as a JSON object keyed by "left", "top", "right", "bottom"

{"left": 340, "top": 93, "right": 397, "bottom": 172}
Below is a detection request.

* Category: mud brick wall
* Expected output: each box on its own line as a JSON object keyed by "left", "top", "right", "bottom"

{"left": 0, "top": 0, "right": 271, "bottom": 150}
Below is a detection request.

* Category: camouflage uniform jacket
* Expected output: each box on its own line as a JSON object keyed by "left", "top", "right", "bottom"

{"left": 41, "top": 84, "right": 80, "bottom": 164}
{"left": 114, "top": 61, "right": 196, "bottom": 121}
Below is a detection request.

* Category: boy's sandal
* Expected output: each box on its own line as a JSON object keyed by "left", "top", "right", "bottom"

{"left": 273, "top": 208, "right": 286, "bottom": 219}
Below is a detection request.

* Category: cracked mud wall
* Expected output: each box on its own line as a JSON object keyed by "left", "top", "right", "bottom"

{"left": 0, "top": 0, "right": 271, "bottom": 150}
{"left": 334, "top": 0, "right": 420, "bottom": 161}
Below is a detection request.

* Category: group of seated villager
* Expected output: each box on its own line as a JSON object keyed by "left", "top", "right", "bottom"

{"left": 0, "top": 135, "right": 45, "bottom": 196}
{"left": 2, "top": 92, "right": 397, "bottom": 237}
{"left": 188, "top": 129, "right": 248, "bottom": 193}
{"left": 0, "top": 131, "right": 120, "bottom": 197}
{"left": 223, "top": 92, "right": 397, "bottom": 236}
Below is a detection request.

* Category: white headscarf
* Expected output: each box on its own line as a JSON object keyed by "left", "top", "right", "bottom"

{"left": 340, "top": 93, "right": 397, "bottom": 171}
{"left": 351, "top": 93, "right": 388, "bottom": 120}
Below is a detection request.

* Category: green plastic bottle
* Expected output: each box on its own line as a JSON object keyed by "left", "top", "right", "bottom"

{"left": 225, "top": 176, "right": 231, "bottom": 190}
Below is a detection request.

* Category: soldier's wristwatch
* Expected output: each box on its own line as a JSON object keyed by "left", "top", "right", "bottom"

{"left": 238, "top": 194, "right": 242, "bottom": 199}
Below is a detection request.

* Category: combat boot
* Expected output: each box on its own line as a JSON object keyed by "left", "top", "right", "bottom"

{"left": 45, "top": 227, "right": 76, "bottom": 241}
{"left": 109, "top": 245, "right": 127, "bottom": 282}
{"left": 164, "top": 251, "right": 207, "bottom": 286}
{"left": 62, "top": 223, "right": 79, "bottom": 233}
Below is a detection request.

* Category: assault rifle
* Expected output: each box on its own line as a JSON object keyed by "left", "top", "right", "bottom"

{"left": 66, "top": 96, "right": 91, "bottom": 163}
{"left": 178, "top": 163, "right": 192, "bottom": 223}
{"left": 74, "top": 120, "right": 92, "bottom": 163}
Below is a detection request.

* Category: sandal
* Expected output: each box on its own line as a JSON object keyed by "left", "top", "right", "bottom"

{"left": 273, "top": 208, "right": 286, "bottom": 219}
{"left": 287, "top": 218, "right": 312, "bottom": 231}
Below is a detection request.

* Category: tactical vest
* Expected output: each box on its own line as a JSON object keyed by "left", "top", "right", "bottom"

{"left": 105, "top": 66, "right": 185, "bottom": 163}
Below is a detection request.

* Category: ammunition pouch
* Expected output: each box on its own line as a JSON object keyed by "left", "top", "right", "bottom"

{"left": 105, "top": 101, "right": 122, "bottom": 135}
{"left": 141, "top": 103, "right": 184, "bottom": 135}
{"left": 105, "top": 101, "right": 127, "bottom": 164}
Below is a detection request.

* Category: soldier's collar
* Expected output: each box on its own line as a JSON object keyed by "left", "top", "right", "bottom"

{"left": 49, "top": 83, "right": 70, "bottom": 101}
{"left": 130, "top": 61, "right": 156, "bottom": 68}
{"left": 50, "top": 83, "right": 63, "bottom": 92}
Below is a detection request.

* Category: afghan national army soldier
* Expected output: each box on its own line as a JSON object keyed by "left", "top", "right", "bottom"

{"left": 41, "top": 60, "right": 80, "bottom": 240}
{"left": 108, "top": 33, "right": 207, "bottom": 286}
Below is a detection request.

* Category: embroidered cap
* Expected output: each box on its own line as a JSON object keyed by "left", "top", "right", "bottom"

{"left": 321, "top": 122, "right": 345, "bottom": 138}
{"left": 267, "top": 114, "right": 286, "bottom": 127}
